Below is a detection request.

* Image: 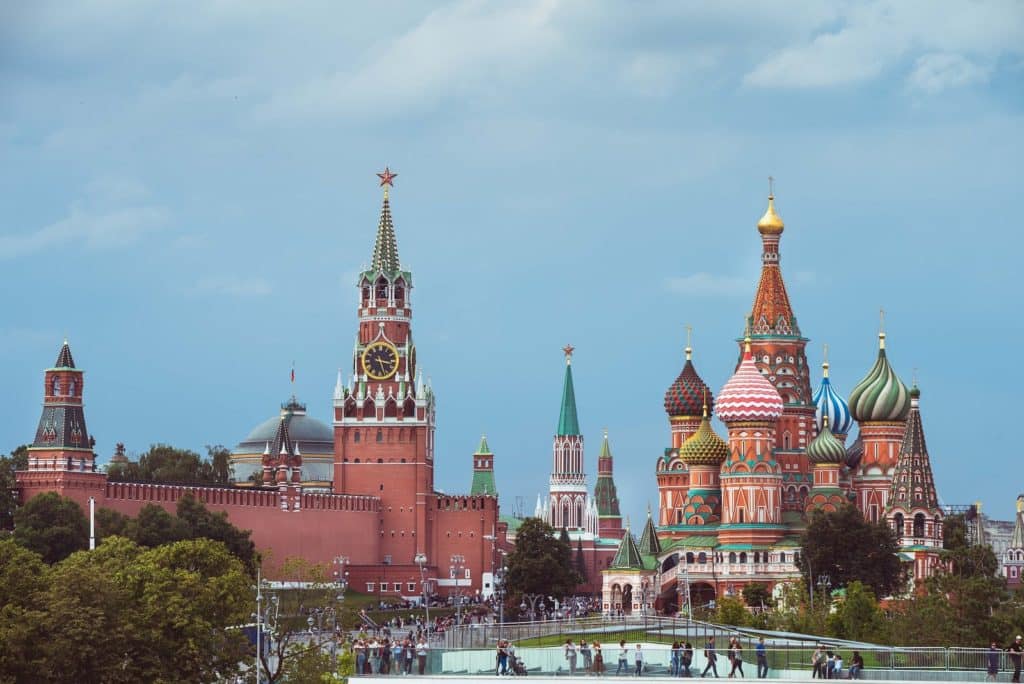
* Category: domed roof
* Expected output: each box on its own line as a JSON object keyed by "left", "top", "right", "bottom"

{"left": 757, "top": 195, "right": 784, "bottom": 236}
{"left": 715, "top": 340, "right": 784, "bottom": 423}
{"left": 848, "top": 333, "right": 911, "bottom": 423}
{"left": 813, "top": 361, "right": 853, "bottom": 436}
{"left": 664, "top": 346, "right": 714, "bottom": 418}
{"left": 845, "top": 432, "right": 863, "bottom": 469}
{"left": 679, "top": 412, "right": 730, "bottom": 466}
{"left": 235, "top": 398, "right": 334, "bottom": 456}
{"left": 806, "top": 417, "right": 848, "bottom": 465}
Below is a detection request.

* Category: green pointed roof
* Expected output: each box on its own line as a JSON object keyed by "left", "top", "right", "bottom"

{"left": 638, "top": 510, "right": 662, "bottom": 555}
{"left": 470, "top": 434, "right": 497, "bottom": 496}
{"left": 557, "top": 355, "right": 581, "bottom": 436}
{"left": 594, "top": 431, "right": 621, "bottom": 517}
{"left": 370, "top": 192, "right": 401, "bottom": 274}
{"left": 610, "top": 530, "right": 644, "bottom": 570}
{"left": 475, "top": 435, "right": 492, "bottom": 455}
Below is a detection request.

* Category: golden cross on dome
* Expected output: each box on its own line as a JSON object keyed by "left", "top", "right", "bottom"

{"left": 768, "top": 175, "right": 775, "bottom": 198}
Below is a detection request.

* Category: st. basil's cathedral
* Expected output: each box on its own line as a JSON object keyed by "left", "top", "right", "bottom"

{"left": 598, "top": 191, "right": 944, "bottom": 615}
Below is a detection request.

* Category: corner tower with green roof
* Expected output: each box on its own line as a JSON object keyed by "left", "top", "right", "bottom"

{"left": 470, "top": 435, "right": 497, "bottom": 496}
{"left": 594, "top": 430, "right": 624, "bottom": 539}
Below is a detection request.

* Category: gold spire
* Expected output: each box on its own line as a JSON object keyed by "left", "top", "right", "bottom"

{"left": 702, "top": 388, "right": 709, "bottom": 418}
{"left": 757, "top": 177, "right": 785, "bottom": 235}
{"left": 822, "top": 343, "right": 830, "bottom": 378}
{"left": 685, "top": 325, "right": 693, "bottom": 361}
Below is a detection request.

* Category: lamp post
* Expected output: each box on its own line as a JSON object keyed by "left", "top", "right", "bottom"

{"left": 253, "top": 571, "right": 279, "bottom": 684}
{"left": 816, "top": 574, "right": 832, "bottom": 610}
{"left": 450, "top": 554, "right": 466, "bottom": 626}
{"left": 415, "top": 553, "right": 430, "bottom": 633}
{"left": 494, "top": 563, "right": 507, "bottom": 641}
{"left": 521, "top": 593, "right": 545, "bottom": 621}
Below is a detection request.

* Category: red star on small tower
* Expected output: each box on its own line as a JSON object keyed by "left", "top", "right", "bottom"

{"left": 563, "top": 344, "right": 575, "bottom": 363}
{"left": 377, "top": 167, "right": 398, "bottom": 188}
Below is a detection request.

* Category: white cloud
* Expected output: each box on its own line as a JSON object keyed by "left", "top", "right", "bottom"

{"left": 0, "top": 195, "right": 169, "bottom": 260}
{"left": 191, "top": 275, "right": 272, "bottom": 297}
{"left": 906, "top": 53, "right": 990, "bottom": 94}
{"left": 665, "top": 273, "right": 748, "bottom": 297}
{"left": 743, "top": 0, "right": 1023, "bottom": 90}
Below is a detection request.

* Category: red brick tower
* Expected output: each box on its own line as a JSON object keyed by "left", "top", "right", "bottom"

{"left": 743, "top": 189, "right": 815, "bottom": 511}
{"left": 332, "top": 168, "right": 436, "bottom": 565}
{"left": 594, "top": 430, "right": 624, "bottom": 538}
{"left": 261, "top": 409, "right": 304, "bottom": 512}
{"left": 17, "top": 341, "right": 106, "bottom": 509}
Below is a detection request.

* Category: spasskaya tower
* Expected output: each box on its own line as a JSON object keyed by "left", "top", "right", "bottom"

{"left": 333, "top": 168, "right": 437, "bottom": 564}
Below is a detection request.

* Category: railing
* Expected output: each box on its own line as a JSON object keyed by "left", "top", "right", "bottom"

{"left": 346, "top": 643, "right": 1020, "bottom": 680}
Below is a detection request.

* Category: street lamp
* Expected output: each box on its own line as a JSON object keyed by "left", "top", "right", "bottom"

{"left": 415, "top": 553, "right": 431, "bottom": 633}
{"left": 816, "top": 574, "right": 832, "bottom": 609}
{"left": 493, "top": 563, "right": 507, "bottom": 641}
{"left": 450, "top": 554, "right": 466, "bottom": 625}
{"left": 521, "top": 593, "right": 545, "bottom": 621}
{"left": 253, "top": 571, "right": 280, "bottom": 683}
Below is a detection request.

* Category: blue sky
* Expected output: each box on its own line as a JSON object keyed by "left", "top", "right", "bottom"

{"left": 1, "top": 1, "right": 1022, "bottom": 523}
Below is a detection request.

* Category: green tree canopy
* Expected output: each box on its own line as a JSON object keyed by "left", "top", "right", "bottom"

{"left": 800, "top": 504, "right": 906, "bottom": 598}
{"left": 825, "top": 581, "right": 885, "bottom": 641}
{"left": 107, "top": 443, "right": 232, "bottom": 484}
{"left": 13, "top": 492, "right": 88, "bottom": 564}
{"left": 741, "top": 583, "right": 773, "bottom": 609}
{"left": 505, "top": 517, "right": 581, "bottom": 597}
{"left": 0, "top": 445, "right": 29, "bottom": 530}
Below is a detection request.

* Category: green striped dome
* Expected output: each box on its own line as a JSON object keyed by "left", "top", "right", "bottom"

{"left": 806, "top": 418, "right": 847, "bottom": 465}
{"left": 679, "top": 415, "right": 730, "bottom": 466}
{"left": 849, "top": 333, "right": 910, "bottom": 422}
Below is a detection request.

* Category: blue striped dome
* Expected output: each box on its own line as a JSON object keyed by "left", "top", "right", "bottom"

{"left": 813, "top": 362, "right": 853, "bottom": 437}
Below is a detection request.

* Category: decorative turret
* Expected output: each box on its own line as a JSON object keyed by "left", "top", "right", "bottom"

{"left": 470, "top": 435, "right": 497, "bottom": 496}
{"left": 28, "top": 340, "right": 95, "bottom": 472}
{"left": 715, "top": 336, "right": 785, "bottom": 423}
{"left": 804, "top": 417, "right": 850, "bottom": 514}
{"left": 543, "top": 346, "right": 591, "bottom": 532}
{"left": 678, "top": 403, "right": 728, "bottom": 525}
{"left": 1005, "top": 496, "right": 1024, "bottom": 589}
{"left": 264, "top": 407, "right": 303, "bottom": 511}
{"left": 806, "top": 416, "right": 847, "bottom": 465}
{"left": 558, "top": 346, "right": 580, "bottom": 437}
{"left": 678, "top": 408, "right": 730, "bottom": 467}
{"left": 371, "top": 167, "right": 401, "bottom": 274}
{"left": 664, "top": 328, "right": 715, "bottom": 448}
{"left": 885, "top": 384, "right": 944, "bottom": 581}
{"left": 637, "top": 508, "right": 662, "bottom": 556}
{"left": 749, "top": 184, "right": 798, "bottom": 338}
{"left": 849, "top": 332, "right": 911, "bottom": 423}
{"left": 593, "top": 430, "right": 624, "bottom": 538}
{"left": 813, "top": 349, "right": 853, "bottom": 440}
{"left": 609, "top": 524, "right": 644, "bottom": 570}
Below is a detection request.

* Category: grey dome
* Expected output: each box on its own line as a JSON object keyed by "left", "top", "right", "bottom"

{"left": 234, "top": 399, "right": 334, "bottom": 456}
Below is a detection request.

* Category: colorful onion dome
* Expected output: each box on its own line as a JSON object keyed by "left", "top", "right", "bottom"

{"left": 664, "top": 343, "right": 714, "bottom": 417}
{"left": 715, "top": 337, "right": 784, "bottom": 423}
{"left": 813, "top": 360, "right": 853, "bottom": 436}
{"left": 757, "top": 194, "right": 785, "bottom": 236}
{"left": 806, "top": 416, "right": 847, "bottom": 465}
{"left": 678, "top": 409, "right": 730, "bottom": 466}
{"left": 848, "top": 332, "right": 911, "bottom": 422}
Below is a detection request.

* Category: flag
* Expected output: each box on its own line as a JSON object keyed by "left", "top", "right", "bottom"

{"left": 291, "top": 362, "right": 295, "bottom": 384}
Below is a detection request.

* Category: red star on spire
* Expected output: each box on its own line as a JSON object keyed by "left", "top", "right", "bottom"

{"left": 377, "top": 167, "right": 397, "bottom": 188}
{"left": 563, "top": 344, "right": 575, "bottom": 359}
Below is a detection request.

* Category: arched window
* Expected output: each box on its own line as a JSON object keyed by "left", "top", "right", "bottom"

{"left": 354, "top": 432, "right": 361, "bottom": 443}
{"left": 779, "top": 552, "right": 787, "bottom": 564}
{"left": 753, "top": 552, "right": 760, "bottom": 563}
{"left": 376, "top": 429, "right": 383, "bottom": 443}
{"left": 738, "top": 509, "right": 745, "bottom": 523}
{"left": 686, "top": 552, "right": 695, "bottom": 564}
{"left": 362, "top": 284, "right": 371, "bottom": 305}
{"left": 913, "top": 513, "right": 926, "bottom": 537}
{"left": 728, "top": 552, "right": 737, "bottom": 564}
{"left": 394, "top": 282, "right": 405, "bottom": 307}
{"left": 783, "top": 431, "right": 792, "bottom": 450}
{"left": 893, "top": 513, "right": 904, "bottom": 538}
{"left": 698, "top": 552, "right": 707, "bottom": 564}
{"left": 375, "top": 277, "right": 389, "bottom": 301}
{"left": 740, "top": 552, "right": 748, "bottom": 564}
{"left": 68, "top": 379, "right": 76, "bottom": 395}
{"left": 51, "top": 377, "right": 60, "bottom": 396}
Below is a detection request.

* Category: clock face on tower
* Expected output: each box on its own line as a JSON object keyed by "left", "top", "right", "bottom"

{"left": 362, "top": 341, "right": 399, "bottom": 380}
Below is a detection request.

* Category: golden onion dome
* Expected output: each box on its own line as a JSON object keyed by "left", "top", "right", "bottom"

{"left": 757, "top": 195, "right": 785, "bottom": 235}
{"left": 678, "top": 413, "right": 730, "bottom": 466}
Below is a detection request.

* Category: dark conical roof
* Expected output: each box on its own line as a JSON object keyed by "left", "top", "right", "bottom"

{"left": 610, "top": 530, "right": 644, "bottom": 570}
{"left": 637, "top": 511, "right": 661, "bottom": 555}
{"left": 557, "top": 355, "right": 580, "bottom": 436}
{"left": 55, "top": 341, "right": 76, "bottom": 369}
{"left": 886, "top": 386, "right": 939, "bottom": 513}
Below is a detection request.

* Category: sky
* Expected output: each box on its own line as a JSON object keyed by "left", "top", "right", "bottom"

{"left": 1, "top": 1, "right": 1022, "bottom": 523}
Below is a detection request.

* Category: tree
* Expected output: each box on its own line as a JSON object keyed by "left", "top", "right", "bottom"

{"left": 825, "top": 581, "right": 885, "bottom": 641}
{"left": 0, "top": 445, "right": 29, "bottom": 530}
{"left": 176, "top": 494, "right": 257, "bottom": 573}
{"left": 132, "top": 503, "right": 188, "bottom": 547}
{"left": 715, "top": 595, "right": 750, "bottom": 626}
{"left": 107, "top": 443, "right": 231, "bottom": 484}
{"left": 13, "top": 492, "right": 87, "bottom": 563}
{"left": 0, "top": 539, "right": 48, "bottom": 681}
{"left": 575, "top": 537, "right": 588, "bottom": 584}
{"left": 800, "top": 504, "right": 906, "bottom": 597}
{"left": 741, "top": 583, "right": 773, "bottom": 609}
{"left": 505, "top": 518, "right": 581, "bottom": 598}
{"left": 206, "top": 444, "right": 232, "bottom": 484}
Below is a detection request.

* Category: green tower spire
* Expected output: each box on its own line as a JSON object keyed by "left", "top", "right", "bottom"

{"left": 637, "top": 506, "right": 662, "bottom": 556}
{"left": 594, "top": 430, "right": 621, "bottom": 517}
{"left": 470, "top": 434, "right": 497, "bottom": 496}
{"left": 557, "top": 345, "right": 581, "bottom": 436}
{"left": 610, "top": 525, "right": 644, "bottom": 570}
{"left": 370, "top": 167, "right": 401, "bottom": 274}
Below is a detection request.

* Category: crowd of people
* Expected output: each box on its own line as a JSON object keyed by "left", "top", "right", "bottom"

{"left": 351, "top": 633, "right": 431, "bottom": 676}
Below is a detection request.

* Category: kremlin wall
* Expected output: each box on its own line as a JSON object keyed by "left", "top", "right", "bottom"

{"left": 18, "top": 170, "right": 1003, "bottom": 609}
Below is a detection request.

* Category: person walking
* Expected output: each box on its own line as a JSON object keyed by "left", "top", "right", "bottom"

{"left": 671, "top": 642, "right": 681, "bottom": 677}
{"left": 634, "top": 644, "right": 645, "bottom": 677}
{"left": 1010, "top": 635, "right": 1024, "bottom": 683}
{"left": 755, "top": 638, "right": 768, "bottom": 679}
{"left": 594, "top": 642, "right": 605, "bottom": 676}
{"left": 728, "top": 638, "right": 744, "bottom": 678}
{"left": 682, "top": 642, "right": 694, "bottom": 678}
{"left": 566, "top": 639, "right": 579, "bottom": 676}
{"left": 581, "top": 641, "right": 593, "bottom": 673}
{"left": 617, "top": 640, "right": 629, "bottom": 676}
{"left": 989, "top": 642, "right": 1001, "bottom": 682}
{"left": 702, "top": 637, "right": 719, "bottom": 678}
{"left": 497, "top": 639, "right": 508, "bottom": 676}
{"left": 355, "top": 637, "right": 367, "bottom": 676}
{"left": 391, "top": 639, "right": 403, "bottom": 676}
{"left": 848, "top": 652, "right": 864, "bottom": 680}
{"left": 416, "top": 635, "right": 429, "bottom": 675}
{"left": 811, "top": 645, "right": 825, "bottom": 679}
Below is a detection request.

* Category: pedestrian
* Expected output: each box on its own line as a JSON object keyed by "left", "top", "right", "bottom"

{"left": 497, "top": 639, "right": 508, "bottom": 675}
{"left": 594, "top": 642, "right": 605, "bottom": 676}
{"left": 369, "top": 636, "right": 381, "bottom": 674}
{"left": 848, "top": 652, "right": 863, "bottom": 680}
{"left": 582, "top": 640, "right": 593, "bottom": 673}
{"left": 989, "top": 641, "right": 1001, "bottom": 682}
{"left": 391, "top": 639, "right": 403, "bottom": 676}
{"left": 634, "top": 644, "right": 645, "bottom": 677}
{"left": 728, "top": 638, "right": 744, "bottom": 678}
{"left": 566, "top": 639, "right": 579, "bottom": 675}
{"left": 355, "top": 637, "right": 367, "bottom": 676}
{"left": 825, "top": 652, "right": 835, "bottom": 680}
{"left": 811, "top": 645, "right": 825, "bottom": 679}
{"left": 682, "top": 642, "right": 694, "bottom": 678}
{"left": 755, "top": 638, "right": 768, "bottom": 679}
{"left": 703, "top": 637, "right": 719, "bottom": 678}
{"left": 404, "top": 638, "right": 414, "bottom": 675}
{"left": 1010, "top": 635, "right": 1024, "bottom": 683}
{"left": 833, "top": 653, "right": 843, "bottom": 680}
{"left": 416, "top": 635, "right": 429, "bottom": 675}
{"left": 671, "top": 642, "right": 681, "bottom": 677}
{"left": 381, "top": 637, "right": 391, "bottom": 674}
{"left": 617, "top": 640, "right": 629, "bottom": 676}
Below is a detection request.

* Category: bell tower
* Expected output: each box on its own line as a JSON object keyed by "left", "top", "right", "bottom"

{"left": 333, "top": 168, "right": 436, "bottom": 563}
